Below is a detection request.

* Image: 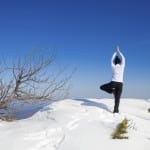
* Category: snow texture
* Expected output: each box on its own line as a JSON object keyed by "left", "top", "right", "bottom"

{"left": 0, "top": 98, "right": 150, "bottom": 150}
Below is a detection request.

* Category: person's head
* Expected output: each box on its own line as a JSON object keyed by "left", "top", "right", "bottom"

{"left": 114, "top": 56, "right": 121, "bottom": 65}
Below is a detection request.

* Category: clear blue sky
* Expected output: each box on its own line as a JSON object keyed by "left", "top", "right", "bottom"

{"left": 0, "top": 0, "right": 150, "bottom": 99}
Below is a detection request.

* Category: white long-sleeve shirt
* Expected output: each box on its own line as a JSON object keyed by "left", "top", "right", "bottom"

{"left": 111, "top": 51, "right": 125, "bottom": 83}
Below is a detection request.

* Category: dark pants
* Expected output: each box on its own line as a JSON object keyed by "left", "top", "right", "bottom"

{"left": 100, "top": 81, "right": 123, "bottom": 113}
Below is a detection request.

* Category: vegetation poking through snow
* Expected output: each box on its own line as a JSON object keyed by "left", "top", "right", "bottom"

{"left": 111, "top": 118, "right": 129, "bottom": 139}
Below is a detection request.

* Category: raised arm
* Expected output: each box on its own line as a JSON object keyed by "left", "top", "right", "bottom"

{"left": 116, "top": 46, "right": 125, "bottom": 67}
{"left": 118, "top": 51, "right": 125, "bottom": 67}
{"left": 111, "top": 52, "right": 117, "bottom": 67}
{"left": 111, "top": 46, "right": 125, "bottom": 67}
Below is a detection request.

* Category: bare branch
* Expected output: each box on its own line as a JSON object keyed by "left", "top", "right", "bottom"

{"left": 0, "top": 49, "right": 73, "bottom": 109}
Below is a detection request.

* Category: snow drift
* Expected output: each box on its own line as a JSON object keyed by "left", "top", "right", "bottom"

{"left": 0, "top": 98, "right": 150, "bottom": 150}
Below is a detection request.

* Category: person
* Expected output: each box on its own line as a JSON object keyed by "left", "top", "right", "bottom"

{"left": 100, "top": 46, "right": 125, "bottom": 113}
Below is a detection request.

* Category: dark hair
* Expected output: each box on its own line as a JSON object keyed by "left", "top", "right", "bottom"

{"left": 114, "top": 56, "right": 121, "bottom": 65}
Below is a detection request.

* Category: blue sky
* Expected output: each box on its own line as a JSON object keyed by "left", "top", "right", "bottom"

{"left": 0, "top": 0, "right": 150, "bottom": 99}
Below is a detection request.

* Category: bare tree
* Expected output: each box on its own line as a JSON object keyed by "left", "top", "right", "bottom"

{"left": 0, "top": 50, "right": 73, "bottom": 109}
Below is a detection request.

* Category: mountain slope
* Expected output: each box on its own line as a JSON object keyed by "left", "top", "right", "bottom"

{"left": 0, "top": 98, "right": 150, "bottom": 150}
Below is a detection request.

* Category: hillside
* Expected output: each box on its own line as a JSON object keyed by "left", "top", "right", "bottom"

{"left": 0, "top": 98, "right": 150, "bottom": 150}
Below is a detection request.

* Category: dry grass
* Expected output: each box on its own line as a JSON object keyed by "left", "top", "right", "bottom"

{"left": 111, "top": 118, "right": 129, "bottom": 139}
{"left": 0, "top": 116, "right": 16, "bottom": 122}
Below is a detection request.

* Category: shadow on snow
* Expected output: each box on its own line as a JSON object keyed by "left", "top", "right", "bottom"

{"left": 73, "top": 98, "right": 112, "bottom": 113}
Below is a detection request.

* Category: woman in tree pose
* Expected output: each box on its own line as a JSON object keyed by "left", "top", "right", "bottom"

{"left": 100, "top": 46, "right": 125, "bottom": 113}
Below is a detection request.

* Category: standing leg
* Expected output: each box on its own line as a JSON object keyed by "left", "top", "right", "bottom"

{"left": 100, "top": 82, "right": 113, "bottom": 94}
{"left": 113, "top": 83, "right": 123, "bottom": 113}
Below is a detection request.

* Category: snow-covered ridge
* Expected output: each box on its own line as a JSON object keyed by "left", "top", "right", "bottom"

{"left": 0, "top": 98, "right": 150, "bottom": 150}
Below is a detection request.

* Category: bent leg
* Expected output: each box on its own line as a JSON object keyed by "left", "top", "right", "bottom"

{"left": 100, "top": 82, "right": 113, "bottom": 94}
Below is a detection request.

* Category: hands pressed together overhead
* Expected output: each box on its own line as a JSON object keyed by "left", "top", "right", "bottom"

{"left": 116, "top": 45, "right": 120, "bottom": 52}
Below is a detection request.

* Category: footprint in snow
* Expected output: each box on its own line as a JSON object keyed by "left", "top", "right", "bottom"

{"left": 24, "top": 128, "right": 65, "bottom": 150}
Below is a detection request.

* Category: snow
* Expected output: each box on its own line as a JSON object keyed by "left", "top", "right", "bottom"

{"left": 0, "top": 98, "right": 150, "bottom": 150}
